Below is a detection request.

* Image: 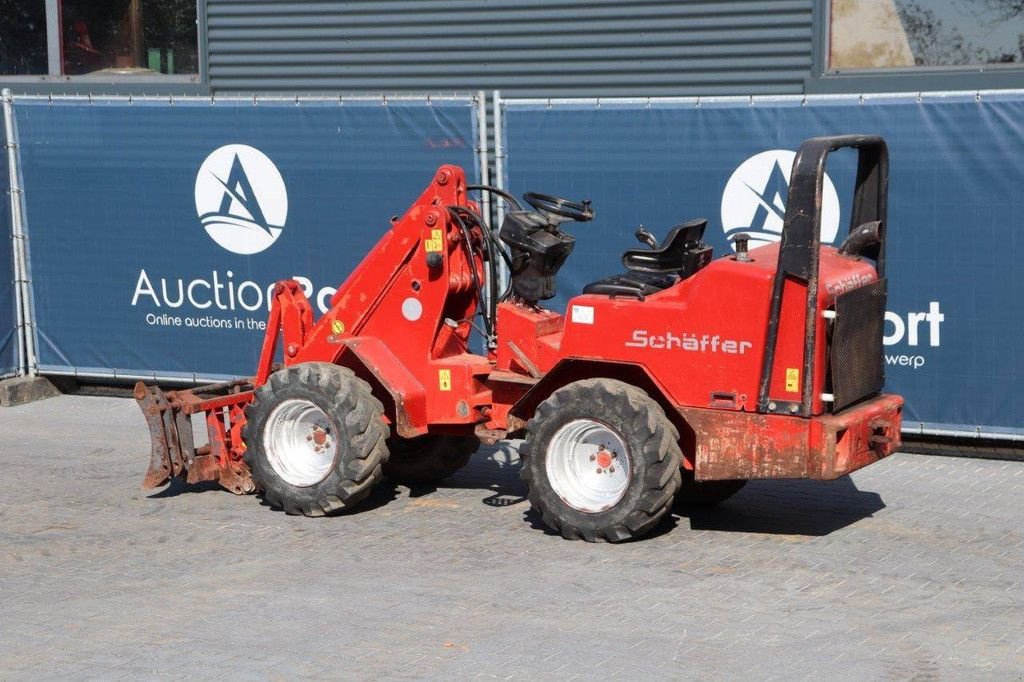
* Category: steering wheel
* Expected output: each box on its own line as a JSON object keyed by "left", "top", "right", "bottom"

{"left": 523, "top": 192, "right": 594, "bottom": 222}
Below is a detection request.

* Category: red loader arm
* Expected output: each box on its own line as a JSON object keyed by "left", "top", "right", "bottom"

{"left": 135, "top": 165, "right": 489, "bottom": 493}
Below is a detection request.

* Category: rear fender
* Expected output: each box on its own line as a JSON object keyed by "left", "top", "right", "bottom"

{"left": 508, "top": 359, "right": 696, "bottom": 468}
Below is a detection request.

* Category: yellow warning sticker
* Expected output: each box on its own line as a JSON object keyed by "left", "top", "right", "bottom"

{"left": 424, "top": 228, "right": 444, "bottom": 253}
{"left": 785, "top": 368, "right": 800, "bottom": 393}
{"left": 330, "top": 319, "right": 345, "bottom": 335}
{"left": 438, "top": 369, "right": 452, "bottom": 391}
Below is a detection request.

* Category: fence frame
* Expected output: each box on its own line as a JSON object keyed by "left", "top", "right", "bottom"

{"left": 495, "top": 89, "right": 1024, "bottom": 442}
{"left": 8, "top": 90, "right": 485, "bottom": 384}
{"left": 2, "top": 88, "right": 35, "bottom": 378}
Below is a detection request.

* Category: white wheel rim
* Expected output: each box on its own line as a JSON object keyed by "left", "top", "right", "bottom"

{"left": 545, "top": 419, "right": 630, "bottom": 513}
{"left": 263, "top": 399, "right": 338, "bottom": 487}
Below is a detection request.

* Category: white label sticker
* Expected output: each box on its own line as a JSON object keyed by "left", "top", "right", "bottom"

{"left": 571, "top": 305, "right": 594, "bottom": 325}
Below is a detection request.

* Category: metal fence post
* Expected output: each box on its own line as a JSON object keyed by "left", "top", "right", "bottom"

{"left": 491, "top": 90, "right": 508, "bottom": 294}
{"left": 492, "top": 90, "right": 506, "bottom": 224}
{"left": 473, "top": 91, "right": 498, "bottom": 336}
{"left": 2, "top": 89, "right": 38, "bottom": 376}
{"left": 474, "top": 91, "right": 491, "bottom": 224}
{"left": 3, "top": 88, "right": 27, "bottom": 376}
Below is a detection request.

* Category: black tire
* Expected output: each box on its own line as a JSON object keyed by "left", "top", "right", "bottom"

{"left": 673, "top": 470, "right": 746, "bottom": 509}
{"left": 383, "top": 435, "right": 480, "bottom": 485}
{"left": 242, "top": 362, "right": 389, "bottom": 517}
{"left": 521, "top": 378, "right": 682, "bottom": 542}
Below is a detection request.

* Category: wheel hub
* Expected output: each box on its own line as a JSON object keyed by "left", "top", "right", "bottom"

{"left": 546, "top": 419, "right": 630, "bottom": 513}
{"left": 263, "top": 399, "right": 338, "bottom": 487}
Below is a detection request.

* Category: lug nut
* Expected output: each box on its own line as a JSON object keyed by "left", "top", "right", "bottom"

{"left": 590, "top": 454, "right": 596, "bottom": 461}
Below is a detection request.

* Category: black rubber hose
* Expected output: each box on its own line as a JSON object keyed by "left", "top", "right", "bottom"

{"left": 463, "top": 208, "right": 515, "bottom": 303}
{"left": 466, "top": 184, "right": 523, "bottom": 212}
{"left": 450, "top": 206, "right": 498, "bottom": 326}
{"left": 451, "top": 207, "right": 507, "bottom": 297}
{"left": 450, "top": 206, "right": 513, "bottom": 271}
{"left": 459, "top": 187, "right": 521, "bottom": 300}
{"left": 450, "top": 205, "right": 516, "bottom": 309}
{"left": 448, "top": 208, "right": 493, "bottom": 341}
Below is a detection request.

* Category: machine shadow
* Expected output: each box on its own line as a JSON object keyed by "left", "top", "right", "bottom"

{"left": 148, "top": 473, "right": 401, "bottom": 515}
{"left": 522, "top": 505, "right": 679, "bottom": 541}
{"left": 351, "top": 481, "right": 402, "bottom": 514}
{"left": 407, "top": 442, "right": 529, "bottom": 508}
{"left": 252, "top": 481, "right": 400, "bottom": 516}
{"left": 416, "top": 445, "right": 883, "bottom": 538}
{"left": 149, "top": 446, "right": 883, "bottom": 537}
{"left": 147, "top": 477, "right": 221, "bottom": 498}
{"left": 678, "top": 476, "right": 885, "bottom": 536}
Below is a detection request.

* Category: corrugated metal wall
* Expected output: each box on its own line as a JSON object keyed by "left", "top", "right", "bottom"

{"left": 206, "top": 0, "right": 815, "bottom": 97}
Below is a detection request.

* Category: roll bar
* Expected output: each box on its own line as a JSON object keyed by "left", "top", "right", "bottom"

{"left": 757, "top": 135, "right": 890, "bottom": 417}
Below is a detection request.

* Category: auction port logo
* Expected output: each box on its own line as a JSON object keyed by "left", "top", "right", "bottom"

{"left": 720, "top": 149, "right": 840, "bottom": 251}
{"left": 194, "top": 144, "right": 288, "bottom": 255}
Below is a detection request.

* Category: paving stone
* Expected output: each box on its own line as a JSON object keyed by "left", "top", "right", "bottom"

{"left": 0, "top": 395, "right": 1021, "bottom": 679}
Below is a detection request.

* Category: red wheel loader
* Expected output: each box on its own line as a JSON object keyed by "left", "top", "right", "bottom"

{"left": 136, "top": 135, "right": 902, "bottom": 542}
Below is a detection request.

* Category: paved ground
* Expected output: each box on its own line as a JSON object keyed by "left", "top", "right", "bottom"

{"left": 0, "top": 395, "right": 1021, "bottom": 680}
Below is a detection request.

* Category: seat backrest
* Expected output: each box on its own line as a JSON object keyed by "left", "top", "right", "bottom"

{"left": 621, "top": 218, "right": 708, "bottom": 273}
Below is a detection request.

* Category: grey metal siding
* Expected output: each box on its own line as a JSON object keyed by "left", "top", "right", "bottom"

{"left": 207, "top": 0, "right": 815, "bottom": 97}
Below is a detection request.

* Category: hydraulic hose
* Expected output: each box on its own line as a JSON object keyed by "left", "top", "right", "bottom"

{"left": 450, "top": 204, "right": 515, "bottom": 311}
{"left": 448, "top": 208, "right": 493, "bottom": 342}
{"left": 453, "top": 205, "right": 513, "bottom": 271}
{"left": 450, "top": 206, "right": 498, "bottom": 325}
{"left": 466, "top": 184, "right": 523, "bottom": 212}
{"left": 451, "top": 206, "right": 510, "bottom": 293}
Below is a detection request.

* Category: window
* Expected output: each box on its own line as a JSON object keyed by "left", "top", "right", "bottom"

{"left": 829, "top": 0, "right": 1024, "bottom": 70}
{"left": 0, "top": 1, "right": 48, "bottom": 75}
{"left": 1, "top": 0, "right": 198, "bottom": 78}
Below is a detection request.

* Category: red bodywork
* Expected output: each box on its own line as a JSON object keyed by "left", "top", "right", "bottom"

{"left": 137, "top": 163, "right": 902, "bottom": 494}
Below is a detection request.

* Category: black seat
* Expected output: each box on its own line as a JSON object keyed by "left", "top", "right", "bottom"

{"left": 582, "top": 271, "right": 681, "bottom": 299}
{"left": 621, "top": 219, "right": 708, "bottom": 273}
{"left": 583, "top": 219, "right": 712, "bottom": 300}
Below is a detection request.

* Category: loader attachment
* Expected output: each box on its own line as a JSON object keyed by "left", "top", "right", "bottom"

{"left": 134, "top": 380, "right": 257, "bottom": 495}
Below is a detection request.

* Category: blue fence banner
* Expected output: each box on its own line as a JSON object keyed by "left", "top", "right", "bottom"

{"left": 0, "top": 114, "right": 19, "bottom": 379}
{"left": 14, "top": 95, "right": 479, "bottom": 380}
{"left": 501, "top": 93, "right": 1024, "bottom": 436}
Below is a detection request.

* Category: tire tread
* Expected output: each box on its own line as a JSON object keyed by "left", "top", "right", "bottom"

{"left": 243, "top": 362, "right": 388, "bottom": 517}
{"left": 522, "top": 378, "right": 682, "bottom": 543}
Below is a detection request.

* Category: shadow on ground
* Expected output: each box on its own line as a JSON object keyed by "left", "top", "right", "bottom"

{"left": 678, "top": 476, "right": 885, "bottom": 536}
{"left": 149, "top": 472, "right": 401, "bottom": 516}
{"left": 443, "top": 448, "right": 885, "bottom": 538}
{"left": 147, "top": 477, "right": 221, "bottom": 498}
{"left": 410, "top": 442, "right": 528, "bottom": 508}
{"left": 147, "top": 445, "right": 885, "bottom": 537}
{"left": 521, "top": 505, "right": 680, "bottom": 541}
